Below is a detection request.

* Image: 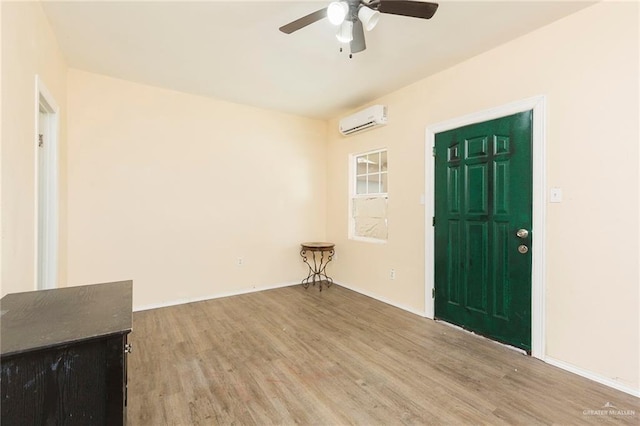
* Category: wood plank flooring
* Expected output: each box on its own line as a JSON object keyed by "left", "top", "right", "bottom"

{"left": 128, "top": 285, "right": 639, "bottom": 425}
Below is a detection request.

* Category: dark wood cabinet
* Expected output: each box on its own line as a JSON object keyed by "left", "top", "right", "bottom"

{"left": 1, "top": 281, "right": 132, "bottom": 425}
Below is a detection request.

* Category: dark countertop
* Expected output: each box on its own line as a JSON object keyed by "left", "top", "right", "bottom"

{"left": 1, "top": 281, "right": 132, "bottom": 358}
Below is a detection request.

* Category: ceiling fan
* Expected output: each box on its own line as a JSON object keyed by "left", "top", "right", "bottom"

{"left": 279, "top": 0, "right": 439, "bottom": 56}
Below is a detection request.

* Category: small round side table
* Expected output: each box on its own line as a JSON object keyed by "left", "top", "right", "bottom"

{"left": 300, "top": 242, "right": 335, "bottom": 291}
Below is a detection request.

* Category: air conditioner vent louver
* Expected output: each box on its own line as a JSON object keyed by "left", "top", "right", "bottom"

{"left": 339, "top": 105, "right": 387, "bottom": 136}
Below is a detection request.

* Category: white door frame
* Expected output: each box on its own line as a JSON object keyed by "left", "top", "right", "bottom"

{"left": 424, "top": 95, "right": 547, "bottom": 360}
{"left": 35, "top": 75, "right": 59, "bottom": 290}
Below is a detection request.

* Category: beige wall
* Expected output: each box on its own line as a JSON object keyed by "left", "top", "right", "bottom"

{"left": 326, "top": 2, "right": 639, "bottom": 393}
{"left": 66, "top": 69, "right": 327, "bottom": 309}
{"left": 1, "top": 1, "right": 68, "bottom": 296}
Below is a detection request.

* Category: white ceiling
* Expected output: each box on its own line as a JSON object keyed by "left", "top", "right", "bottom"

{"left": 41, "top": 1, "right": 594, "bottom": 119}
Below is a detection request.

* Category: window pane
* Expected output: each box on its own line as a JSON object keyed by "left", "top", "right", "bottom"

{"left": 380, "top": 173, "right": 387, "bottom": 193}
{"left": 354, "top": 217, "right": 388, "bottom": 239}
{"left": 356, "top": 157, "right": 367, "bottom": 175}
{"left": 367, "top": 153, "right": 380, "bottom": 173}
{"left": 381, "top": 151, "right": 387, "bottom": 172}
{"left": 356, "top": 175, "right": 367, "bottom": 194}
{"left": 367, "top": 175, "right": 380, "bottom": 194}
{"left": 353, "top": 197, "right": 388, "bottom": 239}
{"left": 353, "top": 197, "right": 387, "bottom": 218}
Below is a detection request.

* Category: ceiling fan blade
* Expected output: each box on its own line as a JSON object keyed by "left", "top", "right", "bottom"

{"left": 279, "top": 8, "right": 327, "bottom": 34}
{"left": 376, "top": 0, "right": 438, "bottom": 19}
{"left": 351, "top": 20, "right": 366, "bottom": 54}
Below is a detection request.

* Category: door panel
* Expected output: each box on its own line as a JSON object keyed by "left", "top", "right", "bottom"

{"left": 435, "top": 111, "right": 533, "bottom": 351}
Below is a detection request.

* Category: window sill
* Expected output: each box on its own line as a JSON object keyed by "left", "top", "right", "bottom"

{"left": 349, "top": 236, "right": 388, "bottom": 244}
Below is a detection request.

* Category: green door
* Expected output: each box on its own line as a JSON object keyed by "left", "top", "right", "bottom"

{"left": 434, "top": 111, "right": 532, "bottom": 351}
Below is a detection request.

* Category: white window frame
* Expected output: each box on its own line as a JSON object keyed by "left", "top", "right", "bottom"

{"left": 348, "top": 148, "right": 388, "bottom": 243}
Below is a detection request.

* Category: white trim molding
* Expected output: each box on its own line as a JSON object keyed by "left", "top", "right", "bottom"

{"left": 424, "top": 95, "right": 547, "bottom": 360}
{"left": 545, "top": 357, "right": 640, "bottom": 398}
{"left": 34, "top": 75, "right": 60, "bottom": 291}
{"left": 337, "top": 281, "right": 427, "bottom": 317}
{"left": 133, "top": 280, "right": 300, "bottom": 312}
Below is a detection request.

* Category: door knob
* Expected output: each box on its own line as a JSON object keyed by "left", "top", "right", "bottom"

{"left": 516, "top": 228, "right": 529, "bottom": 239}
{"left": 518, "top": 245, "right": 529, "bottom": 254}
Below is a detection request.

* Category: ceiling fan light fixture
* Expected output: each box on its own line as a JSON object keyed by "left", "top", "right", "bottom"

{"left": 358, "top": 6, "right": 380, "bottom": 31}
{"left": 327, "top": 1, "right": 349, "bottom": 25}
{"left": 336, "top": 20, "right": 353, "bottom": 43}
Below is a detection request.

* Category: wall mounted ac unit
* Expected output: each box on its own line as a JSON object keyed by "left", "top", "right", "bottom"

{"left": 339, "top": 105, "right": 388, "bottom": 136}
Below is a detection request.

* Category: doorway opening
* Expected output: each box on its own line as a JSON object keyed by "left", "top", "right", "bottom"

{"left": 425, "top": 96, "right": 547, "bottom": 359}
{"left": 35, "top": 76, "right": 59, "bottom": 291}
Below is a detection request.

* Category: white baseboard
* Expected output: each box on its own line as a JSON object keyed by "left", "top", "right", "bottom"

{"left": 336, "top": 281, "right": 427, "bottom": 318}
{"left": 133, "top": 280, "right": 300, "bottom": 312}
{"left": 545, "top": 356, "right": 640, "bottom": 398}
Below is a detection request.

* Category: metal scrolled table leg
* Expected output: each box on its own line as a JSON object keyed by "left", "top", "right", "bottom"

{"left": 300, "top": 248, "right": 314, "bottom": 289}
{"left": 300, "top": 243, "right": 335, "bottom": 291}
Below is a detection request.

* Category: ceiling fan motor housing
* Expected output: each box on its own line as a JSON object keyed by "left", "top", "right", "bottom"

{"left": 348, "top": 0, "right": 361, "bottom": 20}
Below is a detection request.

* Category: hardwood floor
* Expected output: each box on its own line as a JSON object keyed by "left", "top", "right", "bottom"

{"left": 128, "top": 285, "right": 639, "bottom": 425}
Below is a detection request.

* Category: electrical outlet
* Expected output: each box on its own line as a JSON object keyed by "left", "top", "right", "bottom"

{"left": 237, "top": 257, "right": 244, "bottom": 267}
{"left": 390, "top": 269, "right": 396, "bottom": 280}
